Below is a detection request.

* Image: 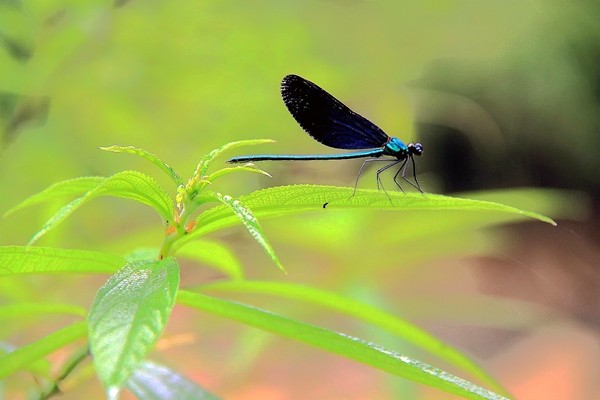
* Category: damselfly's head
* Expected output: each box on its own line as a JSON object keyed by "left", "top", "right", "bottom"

{"left": 408, "top": 142, "right": 423, "bottom": 157}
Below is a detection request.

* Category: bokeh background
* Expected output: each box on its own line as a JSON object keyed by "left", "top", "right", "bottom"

{"left": 1, "top": 1, "right": 599, "bottom": 399}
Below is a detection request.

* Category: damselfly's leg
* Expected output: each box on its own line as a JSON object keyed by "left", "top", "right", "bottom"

{"left": 352, "top": 159, "right": 370, "bottom": 197}
{"left": 376, "top": 160, "right": 403, "bottom": 205}
{"left": 351, "top": 158, "right": 393, "bottom": 198}
{"left": 393, "top": 156, "right": 422, "bottom": 193}
{"left": 410, "top": 156, "right": 424, "bottom": 194}
{"left": 391, "top": 158, "right": 409, "bottom": 191}
{"left": 376, "top": 160, "right": 402, "bottom": 192}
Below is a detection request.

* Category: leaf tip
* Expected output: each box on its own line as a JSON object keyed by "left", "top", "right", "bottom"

{"left": 275, "top": 260, "right": 287, "bottom": 274}
{"left": 27, "top": 235, "right": 40, "bottom": 246}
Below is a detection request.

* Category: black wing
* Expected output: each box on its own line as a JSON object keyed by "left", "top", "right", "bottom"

{"left": 281, "top": 74, "right": 390, "bottom": 150}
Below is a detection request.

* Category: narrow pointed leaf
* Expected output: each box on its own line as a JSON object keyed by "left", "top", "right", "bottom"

{"left": 0, "top": 321, "right": 87, "bottom": 379}
{"left": 125, "top": 361, "right": 220, "bottom": 400}
{"left": 213, "top": 192, "right": 284, "bottom": 273}
{"left": 177, "top": 291, "right": 507, "bottom": 400}
{"left": 460, "top": 187, "right": 588, "bottom": 221}
{"left": 200, "top": 281, "right": 506, "bottom": 394}
{"left": 3, "top": 176, "right": 105, "bottom": 217}
{"left": 28, "top": 196, "right": 87, "bottom": 245}
{"left": 0, "top": 246, "right": 125, "bottom": 275}
{"left": 28, "top": 171, "right": 173, "bottom": 244}
{"left": 88, "top": 258, "right": 180, "bottom": 391}
{"left": 177, "top": 185, "right": 558, "bottom": 247}
{"left": 207, "top": 165, "right": 271, "bottom": 182}
{"left": 0, "top": 344, "right": 51, "bottom": 377}
{"left": 194, "top": 139, "right": 274, "bottom": 178}
{"left": 100, "top": 145, "right": 183, "bottom": 186}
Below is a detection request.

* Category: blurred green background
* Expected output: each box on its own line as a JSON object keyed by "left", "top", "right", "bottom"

{"left": 1, "top": 1, "right": 599, "bottom": 399}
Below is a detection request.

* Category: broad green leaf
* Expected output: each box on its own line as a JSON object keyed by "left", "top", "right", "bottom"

{"left": 176, "top": 240, "right": 244, "bottom": 280}
{"left": 88, "top": 258, "right": 180, "bottom": 392}
{"left": 0, "top": 321, "right": 87, "bottom": 379}
{"left": 28, "top": 171, "right": 174, "bottom": 244}
{"left": 199, "top": 281, "right": 506, "bottom": 394}
{"left": 0, "top": 246, "right": 125, "bottom": 275}
{"left": 3, "top": 176, "right": 105, "bottom": 217}
{"left": 213, "top": 192, "right": 284, "bottom": 273}
{"left": 97, "top": 171, "right": 173, "bottom": 217}
{"left": 100, "top": 145, "right": 183, "bottom": 186}
{"left": 176, "top": 185, "right": 557, "bottom": 249}
{"left": 125, "top": 361, "right": 220, "bottom": 400}
{"left": 177, "top": 291, "right": 508, "bottom": 400}
{"left": 0, "top": 303, "right": 86, "bottom": 319}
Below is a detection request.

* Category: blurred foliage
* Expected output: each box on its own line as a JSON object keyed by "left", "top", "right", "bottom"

{"left": 0, "top": 0, "right": 598, "bottom": 399}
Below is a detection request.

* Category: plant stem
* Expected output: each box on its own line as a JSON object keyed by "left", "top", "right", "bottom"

{"left": 39, "top": 346, "right": 89, "bottom": 400}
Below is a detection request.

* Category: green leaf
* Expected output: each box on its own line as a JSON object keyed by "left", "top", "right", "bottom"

{"left": 177, "top": 185, "right": 557, "bottom": 248}
{"left": 97, "top": 171, "right": 174, "bottom": 217}
{"left": 28, "top": 196, "right": 86, "bottom": 245}
{"left": 206, "top": 164, "right": 271, "bottom": 182}
{"left": 125, "top": 361, "right": 220, "bottom": 400}
{"left": 177, "top": 291, "right": 508, "bottom": 400}
{"left": 193, "top": 139, "right": 274, "bottom": 179}
{"left": 176, "top": 240, "right": 244, "bottom": 280}
{"left": 0, "top": 343, "right": 51, "bottom": 378}
{"left": 0, "top": 321, "right": 87, "bottom": 379}
{"left": 100, "top": 145, "right": 183, "bottom": 186}
{"left": 88, "top": 258, "right": 180, "bottom": 392}
{"left": 0, "top": 302, "right": 86, "bottom": 319}
{"left": 199, "top": 281, "right": 506, "bottom": 395}
{"left": 213, "top": 192, "right": 284, "bottom": 273}
{"left": 3, "top": 176, "right": 105, "bottom": 217}
{"left": 28, "top": 171, "right": 174, "bottom": 244}
{"left": 459, "top": 187, "right": 589, "bottom": 221}
{"left": 0, "top": 246, "right": 125, "bottom": 275}
{"left": 180, "top": 140, "right": 275, "bottom": 207}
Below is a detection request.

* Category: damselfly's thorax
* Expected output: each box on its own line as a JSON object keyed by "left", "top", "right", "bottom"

{"left": 383, "top": 137, "right": 423, "bottom": 160}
